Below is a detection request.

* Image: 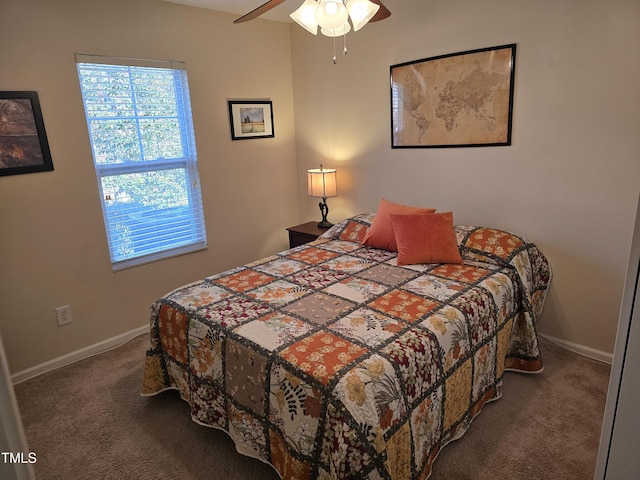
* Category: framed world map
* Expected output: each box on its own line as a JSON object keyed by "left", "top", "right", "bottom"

{"left": 390, "top": 44, "right": 516, "bottom": 148}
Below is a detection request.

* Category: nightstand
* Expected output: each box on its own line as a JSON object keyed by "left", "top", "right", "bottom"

{"left": 286, "top": 221, "right": 329, "bottom": 248}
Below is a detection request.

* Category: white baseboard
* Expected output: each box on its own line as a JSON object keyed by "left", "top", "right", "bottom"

{"left": 10, "top": 328, "right": 611, "bottom": 384}
{"left": 538, "top": 333, "right": 613, "bottom": 365}
{"left": 11, "top": 325, "right": 150, "bottom": 385}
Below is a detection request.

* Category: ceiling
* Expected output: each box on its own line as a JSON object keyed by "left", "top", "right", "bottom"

{"left": 160, "top": 0, "right": 294, "bottom": 23}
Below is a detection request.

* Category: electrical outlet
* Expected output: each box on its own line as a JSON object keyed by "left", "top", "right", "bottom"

{"left": 55, "top": 305, "right": 72, "bottom": 326}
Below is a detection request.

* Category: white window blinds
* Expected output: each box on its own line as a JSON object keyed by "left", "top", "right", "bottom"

{"left": 76, "top": 55, "right": 207, "bottom": 270}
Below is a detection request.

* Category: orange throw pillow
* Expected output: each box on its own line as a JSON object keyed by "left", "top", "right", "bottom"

{"left": 362, "top": 199, "right": 436, "bottom": 251}
{"left": 390, "top": 211, "right": 463, "bottom": 265}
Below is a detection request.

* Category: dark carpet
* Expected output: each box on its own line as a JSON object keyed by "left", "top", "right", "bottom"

{"left": 14, "top": 334, "right": 610, "bottom": 479}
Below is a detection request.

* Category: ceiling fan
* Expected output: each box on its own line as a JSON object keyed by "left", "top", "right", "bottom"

{"left": 234, "top": 0, "right": 391, "bottom": 26}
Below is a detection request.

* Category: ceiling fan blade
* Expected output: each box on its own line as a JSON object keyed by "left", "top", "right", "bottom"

{"left": 234, "top": 0, "right": 288, "bottom": 24}
{"left": 370, "top": 0, "right": 391, "bottom": 22}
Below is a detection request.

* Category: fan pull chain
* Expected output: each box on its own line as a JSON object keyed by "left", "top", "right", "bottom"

{"left": 333, "top": 35, "right": 337, "bottom": 64}
{"left": 332, "top": 32, "right": 348, "bottom": 64}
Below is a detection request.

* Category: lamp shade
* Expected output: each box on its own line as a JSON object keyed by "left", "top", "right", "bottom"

{"left": 320, "top": 21, "right": 351, "bottom": 37}
{"left": 346, "top": 0, "right": 380, "bottom": 31}
{"left": 307, "top": 167, "right": 337, "bottom": 198}
{"left": 290, "top": 0, "right": 318, "bottom": 35}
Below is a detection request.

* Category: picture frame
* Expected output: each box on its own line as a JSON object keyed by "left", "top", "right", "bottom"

{"left": 390, "top": 44, "right": 516, "bottom": 148}
{"left": 0, "top": 91, "right": 54, "bottom": 176}
{"left": 228, "top": 100, "right": 274, "bottom": 140}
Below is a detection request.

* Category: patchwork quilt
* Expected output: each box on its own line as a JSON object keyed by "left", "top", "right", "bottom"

{"left": 141, "top": 214, "right": 551, "bottom": 479}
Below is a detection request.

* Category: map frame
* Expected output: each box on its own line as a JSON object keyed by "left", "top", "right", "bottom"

{"left": 390, "top": 44, "right": 516, "bottom": 148}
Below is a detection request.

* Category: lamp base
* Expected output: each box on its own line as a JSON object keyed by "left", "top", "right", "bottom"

{"left": 317, "top": 220, "right": 334, "bottom": 229}
{"left": 317, "top": 198, "right": 333, "bottom": 229}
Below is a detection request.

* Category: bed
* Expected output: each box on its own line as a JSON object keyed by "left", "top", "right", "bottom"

{"left": 141, "top": 212, "right": 551, "bottom": 480}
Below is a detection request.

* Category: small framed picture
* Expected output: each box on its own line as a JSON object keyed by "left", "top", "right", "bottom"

{"left": 228, "top": 100, "right": 274, "bottom": 140}
{"left": 0, "top": 91, "right": 54, "bottom": 176}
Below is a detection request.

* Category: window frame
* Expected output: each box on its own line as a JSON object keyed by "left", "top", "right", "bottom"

{"left": 76, "top": 54, "right": 207, "bottom": 271}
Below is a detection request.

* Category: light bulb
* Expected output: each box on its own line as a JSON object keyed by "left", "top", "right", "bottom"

{"left": 316, "top": 0, "right": 348, "bottom": 30}
{"left": 324, "top": 2, "right": 338, "bottom": 15}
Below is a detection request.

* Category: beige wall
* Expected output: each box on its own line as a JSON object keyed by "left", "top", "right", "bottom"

{"left": 0, "top": 0, "right": 298, "bottom": 373}
{"left": 291, "top": 0, "right": 640, "bottom": 356}
{"left": 1, "top": 0, "right": 639, "bottom": 374}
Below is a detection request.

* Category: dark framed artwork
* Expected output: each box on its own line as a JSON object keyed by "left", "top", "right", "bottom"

{"left": 390, "top": 44, "right": 516, "bottom": 148}
{"left": 0, "top": 91, "right": 54, "bottom": 176}
{"left": 228, "top": 100, "right": 274, "bottom": 140}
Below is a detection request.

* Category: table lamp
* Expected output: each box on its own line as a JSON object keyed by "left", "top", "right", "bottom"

{"left": 307, "top": 165, "right": 337, "bottom": 228}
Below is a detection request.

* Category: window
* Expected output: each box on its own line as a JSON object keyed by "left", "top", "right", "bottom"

{"left": 76, "top": 55, "right": 206, "bottom": 271}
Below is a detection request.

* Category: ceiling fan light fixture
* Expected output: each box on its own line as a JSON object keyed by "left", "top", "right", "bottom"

{"left": 315, "top": 0, "right": 348, "bottom": 30}
{"left": 290, "top": 0, "right": 319, "bottom": 35}
{"left": 346, "top": 0, "right": 380, "bottom": 31}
